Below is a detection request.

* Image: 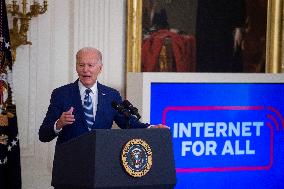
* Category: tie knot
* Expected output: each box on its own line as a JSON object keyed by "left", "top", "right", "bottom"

{"left": 85, "top": 88, "right": 92, "bottom": 95}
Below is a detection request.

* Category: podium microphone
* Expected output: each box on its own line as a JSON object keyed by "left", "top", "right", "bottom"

{"left": 122, "top": 100, "right": 141, "bottom": 120}
{"left": 111, "top": 101, "right": 131, "bottom": 118}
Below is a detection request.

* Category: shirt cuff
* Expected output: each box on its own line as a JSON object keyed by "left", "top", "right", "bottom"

{"left": 54, "top": 119, "right": 62, "bottom": 134}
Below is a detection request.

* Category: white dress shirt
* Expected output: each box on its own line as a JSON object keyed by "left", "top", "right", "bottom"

{"left": 78, "top": 80, "right": 98, "bottom": 120}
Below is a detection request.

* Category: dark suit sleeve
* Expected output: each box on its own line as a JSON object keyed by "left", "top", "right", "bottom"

{"left": 38, "top": 89, "right": 64, "bottom": 142}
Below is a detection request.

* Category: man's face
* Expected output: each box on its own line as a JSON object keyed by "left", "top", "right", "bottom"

{"left": 76, "top": 53, "right": 102, "bottom": 88}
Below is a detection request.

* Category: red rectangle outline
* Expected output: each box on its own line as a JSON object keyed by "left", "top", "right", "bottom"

{"left": 162, "top": 106, "right": 274, "bottom": 173}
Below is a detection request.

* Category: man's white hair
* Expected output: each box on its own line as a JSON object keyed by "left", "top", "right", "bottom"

{"left": 76, "top": 47, "right": 102, "bottom": 64}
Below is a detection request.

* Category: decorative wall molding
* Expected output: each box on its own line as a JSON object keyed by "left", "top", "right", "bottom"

{"left": 71, "top": 0, "right": 125, "bottom": 94}
{"left": 72, "top": 0, "right": 111, "bottom": 84}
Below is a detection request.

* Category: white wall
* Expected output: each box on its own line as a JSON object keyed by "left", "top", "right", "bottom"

{"left": 11, "top": 0, "right": 126, "bottom": 188}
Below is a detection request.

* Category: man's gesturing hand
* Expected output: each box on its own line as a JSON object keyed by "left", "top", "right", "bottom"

{"left": 56, "top": 107, "right": 75, "bottom": 130}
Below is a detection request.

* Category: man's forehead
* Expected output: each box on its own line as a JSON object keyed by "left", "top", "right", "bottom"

{"left": 77, "top": 54, "right": 100, "bottom": 63}
{"left": 77, "top": 51, "right": 99, "bottom": 59}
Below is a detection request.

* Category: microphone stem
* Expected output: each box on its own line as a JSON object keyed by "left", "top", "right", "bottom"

{"left": 126, "top": 116, "right": 130, "bottom": 129}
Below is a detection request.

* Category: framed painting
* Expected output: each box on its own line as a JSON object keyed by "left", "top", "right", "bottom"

{"left": 126, "top": 0, "right": 283, "bottom": 73}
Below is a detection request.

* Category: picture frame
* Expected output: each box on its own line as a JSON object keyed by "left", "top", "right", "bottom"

{"left": 126, "top": 0, "right": 283, "bottom": 73}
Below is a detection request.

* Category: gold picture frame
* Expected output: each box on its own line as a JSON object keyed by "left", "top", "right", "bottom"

{"left": 126, "top": 0, "right": 283, "bottom": 73}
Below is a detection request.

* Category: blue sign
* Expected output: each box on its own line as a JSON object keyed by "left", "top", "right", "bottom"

{"left": 150, "top": 83, "right": 284, "bottom": 189}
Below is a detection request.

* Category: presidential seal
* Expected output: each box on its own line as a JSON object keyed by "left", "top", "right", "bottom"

{"left": 121, "top": 139, "right": 152, "bottom": 177}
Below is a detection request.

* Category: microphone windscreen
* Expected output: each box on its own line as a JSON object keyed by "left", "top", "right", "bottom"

{"left": 122, "top": 100, "right": 132, "bottom": 108}
{"left": 111, "top": 101, "right": 119, "bottom": 109}
{"left": 112, "top": 101, "right": 127, "bottom": 114}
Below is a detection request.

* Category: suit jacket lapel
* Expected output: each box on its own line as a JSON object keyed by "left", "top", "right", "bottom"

{"left": 71, "top": 80, "right": 88, "bottom": 128}
{"left": 93, "top": 83, "right": 107, "bottom": 128}
{"left": 72, "top": 81, "right": 108, "bottom": 129}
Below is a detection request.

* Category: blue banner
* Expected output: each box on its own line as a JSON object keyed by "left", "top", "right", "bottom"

{"left": 150, "top": 83, "right": 284, "bottom": 189}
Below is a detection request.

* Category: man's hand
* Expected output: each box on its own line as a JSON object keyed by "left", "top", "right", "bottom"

{"left": 149, "top": 124, "right": 170, "bottom": 129}
{"left": 56, "top": 107, "right": 75, "bottom": 130}
{"left": 234, "top": 28, "right": 242, "bottom": 52}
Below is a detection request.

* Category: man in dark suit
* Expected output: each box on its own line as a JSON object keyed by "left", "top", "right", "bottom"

{"left": 39, "top": 47, "right": 149, "bottom": 145}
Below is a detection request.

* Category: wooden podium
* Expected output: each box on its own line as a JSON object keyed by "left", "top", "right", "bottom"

{"left": 52, "top": 129, "right": 176, "bottom": 189}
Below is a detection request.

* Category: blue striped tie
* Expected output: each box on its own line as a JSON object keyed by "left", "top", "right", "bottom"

{"left": 83, "top": 88, "right": 94, "bottom": 130}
